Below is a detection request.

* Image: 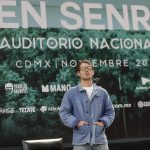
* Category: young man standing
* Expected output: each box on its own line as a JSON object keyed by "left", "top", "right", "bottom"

{"left": 59, "top": 60, "right": 115, "bottom": 150}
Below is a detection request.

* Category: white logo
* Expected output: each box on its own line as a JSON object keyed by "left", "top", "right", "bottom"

{"left": 0, "top": 108, "right": 15, "bottom": 114}
{"left": 137, "top": 101, "right": 144, "bottom": 108}
{"left": 136, "top": 77, "right": 150, "bottom": 90}
{"left": 40, "top": 106, "right": 60, "bottom": 112}
{"left": 5, "top": 83, "right": 28, "bottom": 94}
{"left": 41, "top": 85, "right": 49, "bottom": 92}
{"left": 5, "top": 83, "right": 13, "bottom": 94}
{"left": 19, "top": 107, "right": 36, "bottom": 113}
{"left": 138, "top": 101, "right": 150, "bottom": 108}
{"left": 41, "top": 84, "right": 71, "bottom": 92}
{"left": 40, "top": 106, "right": 47, "bottom": 112}
{"left": 141, "top": 77, "right": 150, "bottom": 85}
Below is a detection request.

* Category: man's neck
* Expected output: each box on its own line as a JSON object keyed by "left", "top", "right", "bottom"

{"left": 80, "top": 80, "right": 93, "bottom": 87}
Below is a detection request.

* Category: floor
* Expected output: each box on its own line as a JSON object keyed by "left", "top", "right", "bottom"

{"left": 0, "top": 138, "right": 149, "bottom": 150}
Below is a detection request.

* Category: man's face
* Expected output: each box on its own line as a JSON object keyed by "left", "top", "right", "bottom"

{"left": 77, "top": 62, "right": 94, "bottom": 80}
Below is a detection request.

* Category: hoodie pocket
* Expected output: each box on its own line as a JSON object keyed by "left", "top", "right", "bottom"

{"left": 95, "top": 125, "right": 104, "bottom": 137}
{"left": 78, "top": 125, "right": 88, "bottom": 133}
{"left": 73, "top": 125, "right": 89, "bottom": 142}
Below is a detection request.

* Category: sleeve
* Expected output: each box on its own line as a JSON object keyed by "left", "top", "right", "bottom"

{"left": 98, "top": 91, "right": 115, "bottom": 128}
{"left": 59, "top": 91, "right": 80, "bottom": 128}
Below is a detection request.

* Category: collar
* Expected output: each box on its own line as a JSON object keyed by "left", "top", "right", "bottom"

{"left": 78, "top": 83, "right": 85, "bottom": 92}
{"left": 77, "top": 83, "right": 101, "bottom": 96}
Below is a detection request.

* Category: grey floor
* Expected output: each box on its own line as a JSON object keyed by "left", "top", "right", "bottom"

{"left": 0, "top": 138, "right": 150, "bottom": 150}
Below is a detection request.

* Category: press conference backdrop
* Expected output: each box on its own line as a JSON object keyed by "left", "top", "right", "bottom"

{"left": 0, "top": 0, "right": 150, "bottom": 148}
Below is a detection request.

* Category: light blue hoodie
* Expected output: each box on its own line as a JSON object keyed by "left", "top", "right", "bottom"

{"left": 59, "top": 83, "right": 115, "bottom": 145}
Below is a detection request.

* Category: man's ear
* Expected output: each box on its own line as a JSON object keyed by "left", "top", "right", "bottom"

{"left": 76, "top": 71, "right": 80, "bottom": 77}
{"left": 92, "top": 70, "right": 95, "bottom": 76}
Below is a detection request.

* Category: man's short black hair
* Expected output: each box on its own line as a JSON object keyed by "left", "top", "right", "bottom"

{"left": 76, "top": 60, "right": 93, "bottom": 72}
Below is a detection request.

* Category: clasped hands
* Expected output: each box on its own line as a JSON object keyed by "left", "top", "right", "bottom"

{"left": 77, "top": 120, "right": 104, "bottom": 128}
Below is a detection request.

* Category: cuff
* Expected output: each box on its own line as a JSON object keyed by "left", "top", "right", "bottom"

{"left": 98, "top": 118, "right": 107, "bottom": 128}
{"left": 72, "top": 118, "right": 80, "bottom": 128}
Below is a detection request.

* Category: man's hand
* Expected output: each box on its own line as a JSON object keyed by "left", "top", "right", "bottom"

{"left": 77, "top": 121, "right": 89, "bottom": 128}
{"left": 94, "top": 121, "right": 104, "bottom": 127}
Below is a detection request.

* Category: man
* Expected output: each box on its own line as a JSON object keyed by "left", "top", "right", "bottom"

{"left": 59, "top": 60, "right": 115, "bottom": 150}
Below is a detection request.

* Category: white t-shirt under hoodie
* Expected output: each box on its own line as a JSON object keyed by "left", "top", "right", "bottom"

{"left": 83, "top": 85, "right": 93, "bottom": 100}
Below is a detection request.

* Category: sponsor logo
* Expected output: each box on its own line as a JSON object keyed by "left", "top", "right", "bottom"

{"left": 138, "top": 101, "right": 150, "bottom": 108}
{"left": 136, "top": 77, "right": 150, "bottom": 90}
{"left": 113, "top": 103, "right": 131, "bottom": 108}
{"left": 40, "top": 106, "right": 60, "bottom": 112}
{"left": 19, "top": 107, "right": 36, "bottom": 113}
{"left": 5, "top": 83, "right": 28, "bottom": 94}
{"left": 141, "top": 77, "right": 150, "bottom": 85}
{"left": 0, "top": 108, "right": 15, "bottom": 114}
{"left": 41, "top": 84, "right": 71, "bottom": 92}
{"left": 40, "top": 106, "right": 47, "bottom": 112}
